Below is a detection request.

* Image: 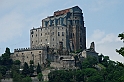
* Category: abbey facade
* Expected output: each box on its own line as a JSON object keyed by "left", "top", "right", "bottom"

{"left": 11, "top": 6, "right": 86, "bottom": 67}
{"left": 30, "top": 6, "right": 86, "bottom": 51}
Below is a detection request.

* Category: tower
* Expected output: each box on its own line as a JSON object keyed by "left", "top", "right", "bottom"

{"left": 30, "top": 6, "right": 86, "bottom": 52}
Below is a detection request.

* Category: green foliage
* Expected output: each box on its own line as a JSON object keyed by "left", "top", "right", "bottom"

{"left": 0, "top": 66, "right": 7, "bottom": 75}
{"left": 118, "top": 33, "right": 124, "bottom": 41}
{"left": 48, "top": 54, "right": 124, "bottom": 82}
{"left": 0, "top": 73, "right": 2, "bottom": 82}
{"left": 30, "top": 60, "right": 34, "bottom": 65}
{"left": 13, "top": 71, "right": 22, "bottom": 82}
{"left": 29, "top": 64, "right": 34, "bottom": 76}
{"left": 37, "top": 73, "right": 43, "bottom": 81}
{"left": 82, "top": 56, "right": 98, "bottom": 69}
{"left": 22, "top": 62, "right": 29, "bottom": 76}
{"left": 116, "top": 47, "right": 124, "bottom": 56}
{"left": 87, "top": 75, "right": 104, "bottom": 82}
{"left": 116, "top": 32, "right": 124, "bottom": 56}
{"left": 22, "top": 76, "right": 32, "bottom": 82}
{"left": 37, "top": 63, "right": 41, "bottom": 74}
{"left": 48, "top": 70, "right": 73, "bottom": 82}
{"left": 13, "top": 60, "right": 21, "bottom": 66}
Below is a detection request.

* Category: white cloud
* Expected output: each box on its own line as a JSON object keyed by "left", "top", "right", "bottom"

{"left": 91, "top": 29, "right": 104, "bottom": 40}
{"left": 87, "top": 29, "right": 124, "bottom": 62}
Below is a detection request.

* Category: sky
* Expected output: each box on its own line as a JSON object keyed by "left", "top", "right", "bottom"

{"left": 0, "top": 0, "right": 124, "bottom": 62}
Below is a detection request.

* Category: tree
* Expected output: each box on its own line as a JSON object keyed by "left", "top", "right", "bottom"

{"left": 30, "top": 60, "right": 34, "bottom": 65}
{"left": 0, "top": 66, "right": 7, "bottom": 75}
{"left": 87, "top": 75, "right": 104, "bottom": 82}
{"left": 37, "top": 73, "right": 43, "bottom": 81}
{"left": 13, "top": 71, "right": 22, "bottom": 82}
{"left": 22, "top": 76, "right": 32, "bottom": 82}
{"left": 13, "top": 60, "right": 21, "bottom": 66}
{"left": 0, "top": 73, "right": 2, "bottom": 82}
{"left": 82, "top": 56, "right": 98, "bottom": 69}
{"left": 29, "top": 64, "right": 34, "bottom": 76}
{"left": 36, "top": 63, "right": 41, "bottom": 74}
{"left": 22, "top": 62, "right": 29, "bottom": 76}
{"left": 116, "top": 32, "right": 124, "bottom": 56}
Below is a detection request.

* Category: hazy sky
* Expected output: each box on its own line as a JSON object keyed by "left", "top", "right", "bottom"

{"left": 0, "top": 0, "right": 124, "bottom": 62}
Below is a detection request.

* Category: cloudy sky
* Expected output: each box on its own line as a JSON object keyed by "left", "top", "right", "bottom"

{"left": 0, "top": 0, "right": 124, "bottom": 62}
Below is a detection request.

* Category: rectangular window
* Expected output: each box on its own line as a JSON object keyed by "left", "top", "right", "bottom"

{"left": 52, "top": 32, "right": 54, "bottom": 35}
{"left": 62, "top": 32, "right": 64, "bottom": 36}
{"left": 46, "top": 39, "right": 47, "bottom": 41}
{"left": 58, "top": 32, "right": 60, "bottom": 36}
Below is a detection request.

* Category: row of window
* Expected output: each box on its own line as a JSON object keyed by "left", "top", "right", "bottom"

{"left": 32, "top": 27, "right": 64, "bottom": 32}
{"left": 32, "top": 38, "right": 64, "bottom": 43}
{"left": 32, "top": 32, "right": 65, "bottom": 37}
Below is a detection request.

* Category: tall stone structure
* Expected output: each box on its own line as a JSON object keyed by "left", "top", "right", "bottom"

{"left": 30, "top": 6, "right": 86, "bottom": 52}
{"left": 11, "top": 6, "right": 86, "bottom": 66}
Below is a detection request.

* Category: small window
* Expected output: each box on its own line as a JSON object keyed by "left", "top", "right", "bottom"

{"left": 41, "top": 39, "right": 42, "bottom": 42}
{"left": 62, "top": 39, "right": 64, "bottom": 41}
{"left": 36, "top": 34, "right": 37, "bottom": 37}
{"left": 73, "top": 33, "right": 74, "bottom": 37}
{"left": 36, "top": 40, "right": 37, "bottom": 42}
{"left": 31, "top": 31, "right": 33, "bottom": 34}
{"left": 32, "top": 41, "right": 33, "bottom": 43}
{"left": 53, "top": 45, "right": 54, "bottom": 47}
{"left": 62, "top": 27, "right": 63, "bottom": 29}
{"left": 39, "top": 51, "right": 41, "bottom": 53}
{"left": 52, "top": 32, "right": 54, "bottom": 35}
{"left": 16, "top": 54, "right": 18, "bottom": 57}
{"left": 32, "top": 35, "right": 33, "bottom": 37}
{"left": 58, "top": 32, "right": 60, "bottom": 36}
{"left": 27, "top": 56, "right": 28, "bottom": 58}
{"left": 53, "top": 38, "right": 54, "bottom": 41}
{"left": 31, "top": 52, "right": 32, "bottom": 54}
{"left": 46, "top": 39, "right": 47, "bottom": 41}
{"left": 41, "top": 33, "right": 42, "bottom": 36}
{"left": 58, "top": 27, "right": 59, "bottom": 29}
{"left": 62, "top": 32, "right": 64, "bottom": 36}
{"left": 41, "top": 28, "right": 42, "bottom": 31}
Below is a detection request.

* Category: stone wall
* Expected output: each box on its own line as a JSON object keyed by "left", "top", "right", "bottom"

{"left": 11, "top": 47, "right": 47, "bottom": 66}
